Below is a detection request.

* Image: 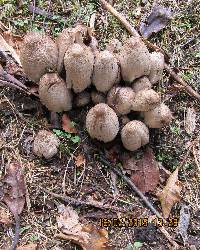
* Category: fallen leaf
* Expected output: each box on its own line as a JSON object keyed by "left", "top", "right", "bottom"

{"left": 62, "top": 114, "right": 77, "bottom": 133}
{"left": 122, "top": 148, "right": 160, "bottom": 193}
{"left": 0, "top": 207, "right": 12, "bottom": 225}
{"left": 2, "top": 31, "right": 23, "bottom": 56}
{"left": 0, "top": 34, "right": 21, "bottom": 65}
{"left": 177, "top": 205, "right": 190, "bottom": 245}
{"left": 57, "top": 205, "right": 115, "bottom": 250}
{"left": 75, "top": 154, "right": 86, "bottom": 167}
{"left": 1, "top": 162, "right": 26, "bottom": 218}
{"left": 185, "top": 107, "right": 196, "bottom": 135}
{"left": 157, "top": 167, "right": 183, "bottom": 218}
{"left": 140, "top": 4, "right": 173, "bottom": 38}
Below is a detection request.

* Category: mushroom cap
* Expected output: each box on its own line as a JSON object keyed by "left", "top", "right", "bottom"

{"left": 74, "top": 91, "right": 91, "bottom": 107}
{"left": 106, "top": 38, "right": 122, "bottom": 53}
{"left": 39, "top": 73, "right": 72, "bottom": 112}
{"left": 107, "top": 86, "right": 135, "bottom": 115}
{"left": 92, "top": 50, "right": 119, "bottom": 93}
{"left": 119, "top": 37, "right": 151, "bottom": 83}
{"left": 33, "top": 130, "right": 59, "bottom": 159}
{"left": 86, "top": 103, "right": 119, "bottom": 142}
{"left": 132, "top": 89, "right": 161, "bottom": 111}
{"left": 56, "top": 28, "right": 75, "bottom": 73}
{"left": 149, "top": 52, "right": 165, "bottom": 84}
{"left": 91, "top": 91, "right": 106, "bottom": 104}
{"left": 64, "top": 43, "right": 94, "bottom": 93}
{"left": 143, "top": 103, "right": 172, "bottom": 128}
{"left": 132, "top": 76, "right": 152, "bottom": 93}
{"left": 20, "top": 32, "right": 58, "bottom": 83}
{"left": 121, "top": 120, "right": 149, "bottom": 151}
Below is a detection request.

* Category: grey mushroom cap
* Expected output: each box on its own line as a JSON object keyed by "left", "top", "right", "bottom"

{"left": 121, "top": 120, "right": 149, "bottom": 151}
{"left": 33, "top": 130, "right": 59, "bottom": 159}
{"left": 20, "top": 32, "right": 58, "bottom": 83}
{"left": 91, "top": 91, "right": 106, "bottom": 104}
{"left": 39, "top": 73, "right": 72, "bottom": 112}
{"left": 86, "top": 103, "right": 119, "bottom": 143}
{"left": 107, "top": 86, "right": 135, "bottom": 115}
{"left": 119, "top": 37, "right": 151, "bottom": 83}
{"left": 92, "top": 50, "right": 119, "bottom": 93}
{"left": 131, "top": 89, "right": 161, "bottom": 112}
{"left": 149, "top": 52, "right": 165, "bottom": 84}
{"left": 143, "top": 103, "right": 173, "bottom": 128}
{"left": 132, "top": 76, "right": 152, "bottom": 93}
{"left": 64, "top": 43, "right": 94, "bottom": 93}
{"left": 74, "top": 91, "right": 91, "bottom": 107}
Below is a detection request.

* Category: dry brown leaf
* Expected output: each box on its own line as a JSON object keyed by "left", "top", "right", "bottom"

{"left": 0, "top": 34, "right": 21, "bottom": 65}
{"left": 185, "top": 107, "right": 196, "bottom": 135}
{"left": 0, "top": 207, "right": 12, "bottom": 225}
{"left": 122, "top": 148, "right": 160, "bottom": 193}
{"left": 75, "top": 154, "right": 86, "bottom": 167}
{"left": 62, "top": 114, "right": 77, "bottom": 133}
{"left": 3, "top": 31, "right": 23, "bottom": 56}
{"left": 1, "top": 162, "right": 26, "bottom": 218}
{"left": 56, "top": 205, "right": 115, "bottom": 250}
{"left": 157, "top": 167, "right": 183, "bottom": 218}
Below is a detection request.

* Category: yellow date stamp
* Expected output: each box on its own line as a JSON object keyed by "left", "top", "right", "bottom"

{"left": 100, "top": 217, "right": 179, "bottom": 228}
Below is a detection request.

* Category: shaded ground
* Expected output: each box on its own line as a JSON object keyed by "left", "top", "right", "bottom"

{"left": 0, "top": 0, "right": 200, "bottom": 249}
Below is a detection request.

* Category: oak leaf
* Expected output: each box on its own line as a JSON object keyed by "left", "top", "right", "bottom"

{"left": 62, "top": 114, "right": 77, "bottom": 133}
{"left": 157, "top": 167, "right": 183, "bottom": 218}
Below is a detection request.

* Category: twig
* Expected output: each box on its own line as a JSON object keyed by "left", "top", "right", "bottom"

{"left": 99, "top": 0, "right": 200, "bottom": 102}
{"left": 39, "top": 187, "right": 131, "bottom": 214}
{"left": 9, "top": 214, "right": 20, "bottom": 250}
{"left": 99, "top": 156, "right": 178, "bottom": 249}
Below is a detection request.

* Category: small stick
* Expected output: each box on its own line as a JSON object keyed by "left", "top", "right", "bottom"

{"left": 40, "top": 187, "right": 131, "bottom": 213}
{"left": 99, "top": 0, "right": 200, "bottom": 102}
{"left": 9, "top": 214, "right": 20, "bottom": 250}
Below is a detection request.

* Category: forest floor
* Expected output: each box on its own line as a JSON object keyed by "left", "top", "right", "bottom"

{"left": 0, "top": 0, "right": 200, "bottom": 249}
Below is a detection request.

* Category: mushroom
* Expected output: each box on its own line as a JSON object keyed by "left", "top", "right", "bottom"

{"left": 149, "top": 52, "right": 165, "bottom": 84}
{"left": 119, "top": 37, "right": 151, "bottom": 83}
{"left": 20, "top": 32, "right": 58, "bottom": 82}
{"left": 132, "top": 89, "right": 161, "bottom": 111}
{"left": 91, "top": 91, "right": 106, "bottom": 104}
{"left": 92, "top": 50, "right": 119, "bottom": 93}
{"left": 33, "top": 130, "right": 59, "bottom": 159}
{"left": 106, "top": 38, "right": 122, "bottom": 53}
{"left": 132, "top": 77, "right": 152, "bottom": 93}
{"left": 143, "top": 103, "right": 173, "bottom": 128}
{"left": 107, "top": 86, "right": 135, "bottom": 115}
{"left": 64, "top": 31, "right": 94, "bottom": 93}
{"left": 39, "top": 73, "right": 72, "bottom": 112}
{"left": 121, "top": 120, "right": 149, "bottom": 151}
{"left": 86, "top": 103, "right": 119, "bottom": 142}
{"left": 56, "top": 25, "right": 88, "bottom": 73}
{"left": 74, "top": 91, "right": 91, "bottom": 107}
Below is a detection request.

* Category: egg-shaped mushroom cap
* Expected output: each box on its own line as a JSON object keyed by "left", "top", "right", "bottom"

{"left": 64, "top": 43, "right": 94, "bottom": 93}
{"left": 20, "top": 32, "right": 58, "bottom": 83}
{"left": 121, "top": 120, "right": 149, "bottom": 151}
{"left": 92, "top": 50, "right": 119, "bottom": 93}
{"left": 132, "top": 77, "right": 152, "bottom": 93}
{"left": 86, "top": 103, "right": 119, "bottom": 143}
{"left": 39, "top": 73, "right": 72, "bottom": 112}
{"left": 149, "top": 52, "right": 165, "bottom": 84}
{"left": 33, "top": 130, "right": 59, "bottom": 159}
{"left": 119, "top": 37, "right": 151, "bottom": 83}
{"left": 132, "top": 89, "right": 161, "bottom": 112}
{"left": 107, "top": 87, "right": 135, "bottom": 115}
{"left": 143, "top": 103, "right": 172, "bottom": 128}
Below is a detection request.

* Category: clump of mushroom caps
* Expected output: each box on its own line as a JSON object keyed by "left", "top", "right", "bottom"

{"left": 20, "top": 24, "right": 173, "bottom": 156}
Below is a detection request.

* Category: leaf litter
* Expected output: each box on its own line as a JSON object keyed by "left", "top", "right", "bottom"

{"left": 56, "top": 205, "right": 115, "bottom": 250}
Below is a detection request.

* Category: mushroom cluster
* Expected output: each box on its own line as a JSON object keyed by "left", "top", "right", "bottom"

{"left": 20, "top": 25, "right": 172, "bottom": 154}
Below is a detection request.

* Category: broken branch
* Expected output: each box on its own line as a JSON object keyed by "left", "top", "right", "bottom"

{"left": 99, "top": 0, "right": 200, "bottom": 102}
